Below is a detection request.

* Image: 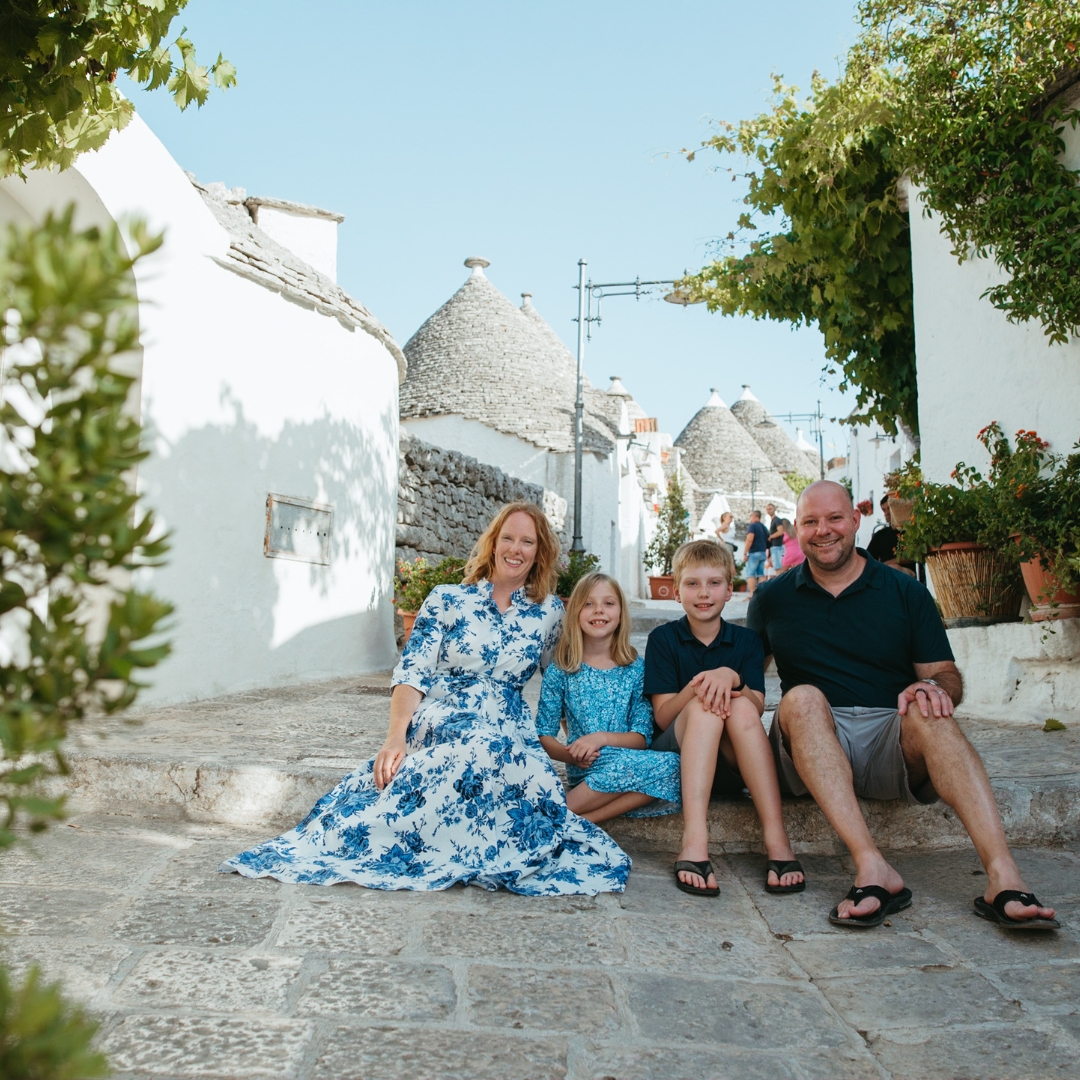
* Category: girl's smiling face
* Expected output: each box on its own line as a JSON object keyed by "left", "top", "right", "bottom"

{"left": 578, "top": 581, "right": 621, "bottom": 641}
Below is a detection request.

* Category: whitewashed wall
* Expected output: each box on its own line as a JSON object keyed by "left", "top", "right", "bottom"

{"left": 906, "top": 137, "right": 1080, "bottom": 483}
{"left": 0, "top": 115, "right": 402, "bottom": 702}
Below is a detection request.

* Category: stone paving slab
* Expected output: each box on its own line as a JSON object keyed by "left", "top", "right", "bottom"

{"left": 2, "top": 813, "right": 1080, "bottom": 1079}
{"left": 49, "top": 676, "right": 1080, "bottom": 853}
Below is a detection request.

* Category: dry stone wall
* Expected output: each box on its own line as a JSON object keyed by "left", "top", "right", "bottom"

{"left": 396, "top": 436, "right": 560, "bottom": 566}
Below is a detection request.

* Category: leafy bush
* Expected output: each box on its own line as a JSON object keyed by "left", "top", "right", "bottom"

{"left": 556, "top": 551, "right": 601, "bottom": 598}
{"left": 785, "top": 472, "right": 815, "bottom": 499}
{"left": 394, "top": 556, "right": 467, "bottom": 612}
{"left": 644, "top": 475, "right": 691, "bottom": 576}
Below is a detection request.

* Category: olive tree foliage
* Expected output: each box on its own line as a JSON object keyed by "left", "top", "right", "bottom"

{"left": 682, "top": 1, "right": 1080, "bottom": 436}
{"left": 0, "top": 214, "right": 173, "bottom": 1077}
{"left": 1, "top": 0, "right": 236, "bottom": 178}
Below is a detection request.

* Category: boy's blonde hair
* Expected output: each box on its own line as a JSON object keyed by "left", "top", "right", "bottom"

{"left": 555, "top": 572, "right": 638, "bottom": 673}
{"left": 463, "top": 501, "right": 560, "bottom": 602}
{"left": 672, "top": 539, "right": 735, "bottom": 587}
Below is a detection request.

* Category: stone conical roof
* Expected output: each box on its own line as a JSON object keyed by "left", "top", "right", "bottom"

{"left": 401, "top": 262, "right": 612, "bottom": 453}
{"left": 730, "top": 384, "right": 809, "bottom": 477}
{"left": 795, "top": 428, "right": 822, "bottom": 476}
{"left": 675, "top": 390, "right": 794, "bottom": 514}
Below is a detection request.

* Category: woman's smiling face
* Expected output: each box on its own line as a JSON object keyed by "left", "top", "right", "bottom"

{"left": 492, "top": 511, "right": 538, "bottom": 588}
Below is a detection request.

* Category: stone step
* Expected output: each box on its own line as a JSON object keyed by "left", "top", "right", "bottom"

{"left": 50, "top": 677, "right": 1080, "bottom": 855}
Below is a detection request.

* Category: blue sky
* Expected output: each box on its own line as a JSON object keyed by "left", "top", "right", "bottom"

{"left": 123, "top": 0, "right": 865, "bottom": 457}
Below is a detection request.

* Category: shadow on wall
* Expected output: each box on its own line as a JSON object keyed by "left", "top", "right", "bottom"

{"left": 140, "top": 393, "right": 398, "bottom": 702}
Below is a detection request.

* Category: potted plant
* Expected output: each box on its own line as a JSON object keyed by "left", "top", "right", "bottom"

{"left": 643, "top": 474, "right": 691, "bottom": 599}
{"left": 556, "top": 550, "right": 601, "bottom": 603}
{"left": 975, "top": 423, "right": 1080, "bottom": 621}
{"left": 394, "top": 556, "right": 467, "bottom": 642}
{"left": 883, "top": 470, "right": 915, "bottom": 528}
{"left": 896, "top": 454, "right": 1023, "bottom": 626}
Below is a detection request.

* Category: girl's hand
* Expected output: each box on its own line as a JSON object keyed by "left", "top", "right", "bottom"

{"left": 374, "top": 737, "right": 407, "bottom": 790}
{"left": 568, "top": 732, "right": 607, "bottom": 766}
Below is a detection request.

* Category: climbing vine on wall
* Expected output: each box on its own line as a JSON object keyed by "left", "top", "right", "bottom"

{"left": 685, "top": 1, "right": 1080, "bottom": 436}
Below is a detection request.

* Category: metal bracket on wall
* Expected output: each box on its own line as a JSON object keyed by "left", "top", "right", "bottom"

{"left": 264, "top": 493, "right": 333, "bottom": 565}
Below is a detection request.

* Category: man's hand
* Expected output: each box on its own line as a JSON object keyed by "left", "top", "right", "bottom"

{"left": 690, "top": 667, "right": 742, "bottom": 719}
{"left": 567, "top": 731, "right": 609, "bottom": 767}
{"left": 373, "top": 737, "right": 408, "bottom": 789}
{"left": 898, "top": 680, "right": 954, "bottom": 719}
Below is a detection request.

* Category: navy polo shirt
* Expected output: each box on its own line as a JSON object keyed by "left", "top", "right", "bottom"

{"left": 746, "top": 521, "right": 769, "bottom": 553}
{"left": 643, "top": 616, "right": 766, "bottom": 735}
{"left": 746, "top": 550, "right": 954, "bottom": 709}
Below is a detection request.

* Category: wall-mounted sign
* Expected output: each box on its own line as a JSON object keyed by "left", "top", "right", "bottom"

{"left": 265, "top": 494, "right": 332, "bottom": 565}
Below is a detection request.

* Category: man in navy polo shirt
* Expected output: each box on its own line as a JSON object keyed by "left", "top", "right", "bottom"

{"left": 748, "top": 481, "right": 1058, "bottom": 930}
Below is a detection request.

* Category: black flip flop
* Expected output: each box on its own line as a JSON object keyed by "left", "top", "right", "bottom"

{"left": 765, "top": 858, "right": 806, "bottom": 895}
{"left": 674, "top": 859, "right": 720, "bottom": 898}
{"left": 828, "top": 884, "right": 912, "bottom": 928}
{"left": 974, "top": 890, "right": 1060, "bottom": 930}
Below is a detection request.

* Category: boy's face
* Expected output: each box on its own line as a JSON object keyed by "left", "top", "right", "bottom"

{"left": 674, "top": 563, "right": 732, "bottom": 624}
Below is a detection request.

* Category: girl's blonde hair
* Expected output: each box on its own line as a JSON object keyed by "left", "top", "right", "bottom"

{"left": 555, "top": 572, "right": 637, "bottom": 673}
{"left": 462, "top": 501, "right": 560, "bottom": 602}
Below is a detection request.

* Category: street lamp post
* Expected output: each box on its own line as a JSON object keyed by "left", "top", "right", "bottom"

{"left": 570, "top": 265, "right": 694, "bottom": 551}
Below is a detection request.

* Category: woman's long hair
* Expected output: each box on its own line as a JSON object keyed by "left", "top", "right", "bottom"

{"left": 463, "top": 501, "right": 560, "bottom": 602}
{"left": 555, "top": 572, "right": 637, "bottom": 673}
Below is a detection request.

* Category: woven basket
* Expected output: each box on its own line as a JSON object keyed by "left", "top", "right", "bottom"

{"left": 925, "top": 542, "right": 1023, "bottom": 623}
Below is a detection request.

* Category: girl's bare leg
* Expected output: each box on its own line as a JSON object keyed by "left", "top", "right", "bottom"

{"left": 722, "top": 697, "right": 803, "bottom": 889}
{"left": 567, "top": 783, "right": 654, "bottom": 823}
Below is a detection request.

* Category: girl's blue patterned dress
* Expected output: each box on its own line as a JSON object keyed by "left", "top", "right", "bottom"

{"left": 220, "top": 581, "right": 632, "bottom": 895}
{"left": 536, "top": 658, "right": 681, "bottom": 818}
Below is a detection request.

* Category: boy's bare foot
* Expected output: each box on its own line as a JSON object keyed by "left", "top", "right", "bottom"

{"left": 675, "top": 845, "right": 718, "bottom": 891}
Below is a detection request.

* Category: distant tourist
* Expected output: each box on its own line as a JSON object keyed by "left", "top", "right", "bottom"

{"left": 765, "top": 501, "right": 785, "bottom": 576}
{"left": 220, "top": 502, "right": 631, "bottom": 895}
{"left": 741, "top": 510, "right": 770, "bottom": 596}
{"left": 748, "top": 481, "right": 1058, "bottom": 929}
{"left": 536, "top": 572, "right": 680, "bottom": 822}
{"left": 866, "top": 495, "right": 916, "bottom": 577}
{"left": 779, "top": 518, "right": 805, "bottom": 572}
{"left": 714, "top": 510, "right": 737, "bottom": 555}
{"left": 643, "top": 539, "right": 804, "bottom": 898}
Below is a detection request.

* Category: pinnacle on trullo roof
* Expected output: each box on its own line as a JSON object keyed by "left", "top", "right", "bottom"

{"left": 400, "top": 259, "right": 614, "bottom": 454}
{"left": 675, "top": 388, "right": 794, "bottom": 506}
{"left": 730, "top": 383, "right": 812, "bottom": 478}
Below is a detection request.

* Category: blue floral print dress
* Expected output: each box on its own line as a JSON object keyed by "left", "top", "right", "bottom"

{"left": 536, "top": 659, "right": 681, "bottom": 818}
{"left": 220, "top": 581, "right": 632, "bottom": 895}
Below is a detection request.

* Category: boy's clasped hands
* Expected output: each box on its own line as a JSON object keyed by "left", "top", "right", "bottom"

{"left": 687, "top": 665, "right": 744, "bottom": 720}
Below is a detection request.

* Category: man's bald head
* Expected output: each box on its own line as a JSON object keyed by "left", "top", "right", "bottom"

{"left": 797, "top": 480, "right": 854, "bottom": 516}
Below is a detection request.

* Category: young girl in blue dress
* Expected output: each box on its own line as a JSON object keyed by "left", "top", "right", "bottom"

{"left": 536, "top": 572, "right": 681, "bottom": 822}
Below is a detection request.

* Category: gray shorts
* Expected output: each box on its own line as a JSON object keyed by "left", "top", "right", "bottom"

{"left": 652, "top": 722, "right": 746, "bottom": 799}
{"left": 768, "top": 704, "right": 939, "bottom": 805}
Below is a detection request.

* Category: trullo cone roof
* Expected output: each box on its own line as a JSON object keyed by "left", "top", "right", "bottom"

{"left": 730, "top": 385, "right": 811, "bottom": 478}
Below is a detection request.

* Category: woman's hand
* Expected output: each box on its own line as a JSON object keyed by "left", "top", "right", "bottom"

{"left": 373, "top": 737, "right": 407, "bottom": 790}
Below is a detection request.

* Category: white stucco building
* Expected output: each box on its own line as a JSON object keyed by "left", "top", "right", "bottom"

{"left": 399, "top": 258, "right": 656, "bottom": 595}
{"left": 900, "top": 86, "right": 1080, "bottom": 483}
{"left": 0, "top": 115, "right": 405, "bottom": 702}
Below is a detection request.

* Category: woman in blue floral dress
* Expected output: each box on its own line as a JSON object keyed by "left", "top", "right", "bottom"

{"left": 537, "top": 573, "right": 681, "bottom": 821}
{"left": 220, "top": 502, "right": 631, "bottom": 895}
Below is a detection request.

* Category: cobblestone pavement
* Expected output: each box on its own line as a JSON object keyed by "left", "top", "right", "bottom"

{"left": 3, "top": 812, "right": 1079, "bottom": 1079}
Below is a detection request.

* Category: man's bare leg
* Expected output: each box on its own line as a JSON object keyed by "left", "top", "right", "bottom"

{"left": 722, "top": 698, "right": 803, "bottom": 889}
{"left": 672, "top": 699, "right": 724, "bottom": 891}
{"left": 901, "top": 712, "right": 1055, "bottom": 922}
{"left": 777, "top": 685, "right": 903, "bottom": 919}
{"left": 566, "top": 784, "right": 655, "bottom": 824}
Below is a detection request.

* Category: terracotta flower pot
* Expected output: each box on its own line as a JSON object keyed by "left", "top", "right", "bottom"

{"left": 886, "top": 494, "right": 914, "bottom": 528}
{"left": 399, "top": 610, "right": 418, "bottom": 644}
{"left": 1017, "top": 556, "right": 1080, "bottom": 622}
{"left": 924, "top": 542, "right": 1023, "bottom": 626}
{"left": 648, "top": 575, "right": 676, "bottom": 600}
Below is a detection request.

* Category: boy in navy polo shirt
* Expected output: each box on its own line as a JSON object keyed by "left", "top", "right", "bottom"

{"left": 644, "top": 539, "right": 803, "bottom": 898}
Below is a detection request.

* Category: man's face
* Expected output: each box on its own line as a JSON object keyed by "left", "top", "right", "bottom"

{"left": 796, "top": 486, "right": 861, "bottom": 573}
{"left": 765, "top": 503, "right": 776, "bottom": 518}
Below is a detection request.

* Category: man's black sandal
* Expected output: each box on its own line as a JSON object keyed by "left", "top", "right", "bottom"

{"left": 674, "top": 859, "right": 720, "bottom": 898}
{"left": 974, "top": 890, "right": 1060, "bottom": 930}
{"left": 828, "top": 885, "right": 912, "bottom": 928}
{"left": 764, "top": 859, "right": 806, "bottom": 895}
